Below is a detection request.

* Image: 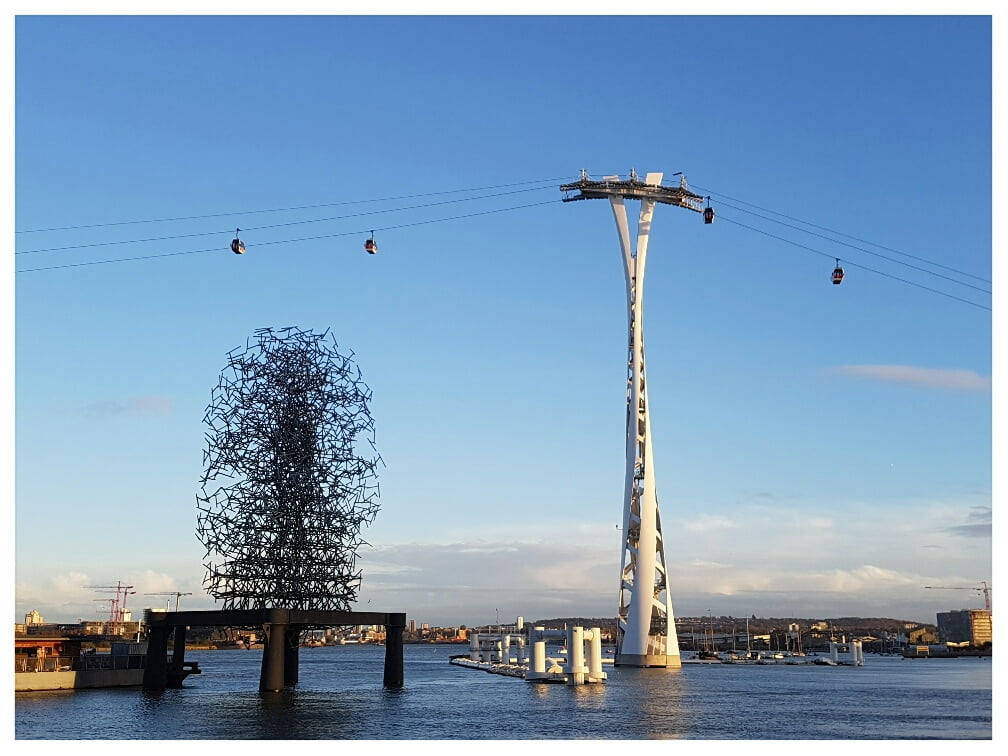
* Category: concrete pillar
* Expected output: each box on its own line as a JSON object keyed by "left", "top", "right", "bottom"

{"left": 166, "top": 625, "right": 187, "bottom": 688}
{"left": 533, "top": 627, "right": 546, "bottom": 674}
{"left": 567, "top": 626, "right": 586, "bottom": 685}
{"left": 470, "top": 632, "right": 480, "bottom": 661}
{"left": 172, "top": 626, "right": 186, "bottom": 666}
{"left": 588, "top": 627, "right": 603, "bottom": 680}
{"left": 283, "top": 626, "right": 300, "bottom": 686}
{"left": 260, "top": 621, "right": 287, "bottom": 692}
{"left": 383, "top": 613, "right": 405, "bottom": 688}
{"left": 142, "top": 624, "right": 169, "bottom": 691}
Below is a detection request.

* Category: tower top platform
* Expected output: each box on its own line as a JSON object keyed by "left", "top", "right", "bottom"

{"left": 560, "top": 169, "right": 705, "bottom": 212}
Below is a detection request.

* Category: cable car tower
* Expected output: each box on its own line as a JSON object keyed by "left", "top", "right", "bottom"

{"left": 561, "top": 169, "right": 708, "bottom": 668}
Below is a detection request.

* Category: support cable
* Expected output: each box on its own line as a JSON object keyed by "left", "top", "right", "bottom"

{"left": 17, "top": 185, "right": 558, "bottom": 256}
{"left": 693, "top": 184, "right": 990, "bottom": 286}
{"left": 719, "top": 215, "right": 991, "bottom": 312}
{"left": 15, "top": 199, "right": 561, "bottom": 273}
{"left": 712, "top": 199, "right": 990, "bottom": 295}
{"left": 15, "top": 176, "right": 569, "bottom": 235}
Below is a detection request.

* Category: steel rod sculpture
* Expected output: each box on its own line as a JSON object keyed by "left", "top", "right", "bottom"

{"left": 561, "top": 169, "right": 706, "bottom": 668}
{"left": 196, "top": 326, "right": 381, "bottom": 611}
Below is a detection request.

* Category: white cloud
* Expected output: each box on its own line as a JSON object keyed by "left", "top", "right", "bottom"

{"left": 689, "top": 559, "right": 731, "bottom": 569}
{"left": 17, "top": 493, "right": 989, "bottom": 627}
{"left": 85, "top": 393, "right": 174, "bottom": 417}
{"left": 819, "top": 565, "right": 917, "bottom": 593}
{"left": 683, "top": 515, "right": 738, "bottom": 533}
{"left": 15, "top": 569, "right": 210, "bottom": 624}
{"left": 828, "top": 364, "right": 991, "bottom": 391}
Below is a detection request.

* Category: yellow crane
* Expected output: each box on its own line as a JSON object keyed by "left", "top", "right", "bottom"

{"left": 924, "top": 581, "right": 991, "bottom": 611}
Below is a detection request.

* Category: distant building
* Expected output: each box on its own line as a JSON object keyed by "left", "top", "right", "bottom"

{"left": 936, "top": 610, "right": 992, "bottom": 647}
{"left": 908, "top": 626, "right": 938, "bottom": 644}
{"left": 25, "top": 610, "right": 43, "bottom": 626}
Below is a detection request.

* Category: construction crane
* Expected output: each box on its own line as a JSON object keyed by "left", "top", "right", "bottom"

{"left": 86, "top": 585, "right": 122, "bottom": 624}
{"left": 92, "top": 598, "right": 116, "bottom": 622}
{"left": 118, "top": 586, "right": 137, "bottom": 623}
{"left": 924, "top": 581, "right": 992, "bottom": 611}
{"left": 144, "top": 591, "right": 192, "bottom": 612}
{"left": 86, "top": 581, "right": 136, "bottom": 625}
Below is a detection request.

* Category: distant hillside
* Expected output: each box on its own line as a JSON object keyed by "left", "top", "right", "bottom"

{"left": 531, "top": 617, "right": 616, "bottom": 631}
{"left": 533, "top": 616, "right": 934, "bottom": 635}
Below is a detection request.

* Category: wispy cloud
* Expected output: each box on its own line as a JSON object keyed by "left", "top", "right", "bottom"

{"left": 85, "top": 394, "right": 174, "bottom": 417}
{"left": 684, "top": 515, "right": 738, "bottom": 533}
{"left": 828, "top": 364, "right": 991, "bottom": 392}
{"left": 356, "top": 541, "right": 617, "bottom": 625}
{"left": 942, "top": 506, "right": 992, "bottom": 538}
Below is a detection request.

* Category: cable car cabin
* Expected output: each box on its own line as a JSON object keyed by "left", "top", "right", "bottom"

{"left": 231, "top": 237, "right": 245, "bottom": 255}
{"left": 365, "top": 239, "right": 377, "bottom": 254}
{"left": 703, "top": 206, "right": 715, "bottom": 225}
{"left": 832, "top": 265, "right": 844, "bottom": 285}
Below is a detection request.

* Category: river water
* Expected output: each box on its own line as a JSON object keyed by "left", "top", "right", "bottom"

{"left": 13, "top": 645, "right": 992, "bottom": 740}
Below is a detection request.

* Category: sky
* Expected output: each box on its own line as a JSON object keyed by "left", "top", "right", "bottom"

{"left": 8, "top": 8, "right": 998, "bottom": 630}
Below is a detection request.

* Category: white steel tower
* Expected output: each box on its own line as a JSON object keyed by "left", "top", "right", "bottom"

{"left": 561, "top": 169, "right": 710, "bottom": 668}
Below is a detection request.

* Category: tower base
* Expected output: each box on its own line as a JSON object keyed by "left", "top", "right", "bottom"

{"left": 615, "top": 652, "right": 682, "bottom": 668}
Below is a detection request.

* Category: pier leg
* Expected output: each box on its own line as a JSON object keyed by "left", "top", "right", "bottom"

{"left": 260, "top": 620, "right": 288, "bottom": 692}
{"left": 283, "top": 626, "right": 300, "bottom": 686}
{"left": 166, "top": 625, "right": 187, "bottom": 688}
{"left": 142, "top": 624, "right": 169, "bottom": 691}
{"left": 383, "top": 613, "right": 406, "bottom": 688}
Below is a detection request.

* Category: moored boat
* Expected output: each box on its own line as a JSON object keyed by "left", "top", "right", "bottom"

{"left": 14, "top": 636, "right": 199, "bottom": 692}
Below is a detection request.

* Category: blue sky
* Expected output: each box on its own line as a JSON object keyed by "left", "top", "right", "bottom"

{"left": 9, "top": 10, "right": 996, "bottom": 628}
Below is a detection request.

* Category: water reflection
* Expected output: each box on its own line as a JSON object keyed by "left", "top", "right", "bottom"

{"left": 615, "top": 667, "right": 690, "bottom": 739}
{"left": 14, "top": 647, "right": 992, "bottom": 740}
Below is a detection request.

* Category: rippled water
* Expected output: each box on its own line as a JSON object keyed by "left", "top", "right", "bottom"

{"left": 14, "top": 646, "right": 992, "bottom": 739}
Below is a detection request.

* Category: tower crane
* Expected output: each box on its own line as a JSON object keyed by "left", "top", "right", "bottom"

{"left": 86, "top": 581, "right": 136, "bottom": 624}
{"left": 144, "top": 591, "right": 192, "bottom": 612}
{"left": 924, "top": 581, "right": 992, "bottom": 611}
{"left": 86, "top": 585, "right": 122, "bottom": 624}
{"left": 92, "top": 598, "right": 116, "bottom": 622}
{"left": 118, "top": 586, "right": 136, "bottom": 623}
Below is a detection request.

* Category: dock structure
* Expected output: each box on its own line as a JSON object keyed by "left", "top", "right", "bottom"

{"left": 828, "top": 640, "right": 865, "bottom": 666}
{"left": 142, "top": 608, "right": 406, "bottom": 692}
{"left": 458, "top": 625, "right": 607, "bottom": 686}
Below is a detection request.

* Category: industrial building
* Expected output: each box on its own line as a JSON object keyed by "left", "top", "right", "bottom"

{"left": 936, "top": 609, "right": 992, "bottom": 647}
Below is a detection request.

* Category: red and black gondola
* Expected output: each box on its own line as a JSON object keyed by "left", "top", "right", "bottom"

{"left": 832, "top": 259, "right": 844, "bottom": 285}
{"left": 231, "top": 228, "right": 245, "bottom": 255}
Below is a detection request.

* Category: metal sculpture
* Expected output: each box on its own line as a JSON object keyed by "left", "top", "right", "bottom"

{"left": 196, "top": 326, "right": 381, "bottom": 611}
